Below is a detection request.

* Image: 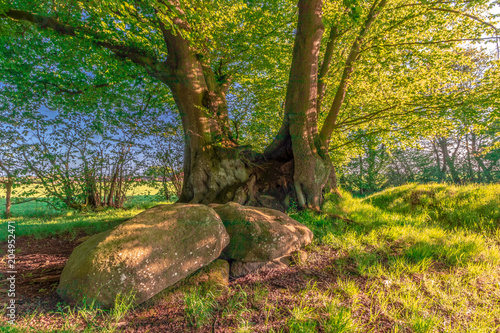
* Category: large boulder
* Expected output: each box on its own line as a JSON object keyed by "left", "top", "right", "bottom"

{"left": 57, "top": 204, "right": 229, "bottom": 308}
{"left": 213, "top": 202, "right": 313, "bottom": 262}
{"left": 152, "top": 259, "right": 230, "bottom": 302}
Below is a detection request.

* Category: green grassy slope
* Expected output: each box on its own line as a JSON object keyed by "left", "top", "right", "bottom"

{"left": 290, "top": 184, "right": 500, "bottom": 332}
{"left": 366, "top": 183, "right": 500, "bottom": 232}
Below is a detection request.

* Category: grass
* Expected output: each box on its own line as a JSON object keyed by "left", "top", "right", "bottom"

{"left": 1, "top": 183, "right": 500, "bottom": 332}
{"left": 184, "top": 287, "right": 218, "bottom": 328}
{"left": 0, "top": 292, "right": 136, "bottom": 333}
{"left": 0, "top": 184, "right": 167, "bottom": 241}
{"left": 289, "top": 184, "right": 500, "bottom": 332}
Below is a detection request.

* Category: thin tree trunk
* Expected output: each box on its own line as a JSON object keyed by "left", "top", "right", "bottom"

{"left": 432, "top": 139, "right": 441, "bottom": 171}
{"left": 107, "top": 166, "right": 119, "bottom": 207}
{"left": 317, "top": 25, "right": 339, "bottom": 116}
{"left": 465, "top": 133, "right": 474, "bottom": 182}
{"left": 319, "top": 0, "right": 387, "bottom": 146}
{"left": 359, "top": 155, "right": 364, "bottom": 195}
{"left": 432, "top": 138, "right": 445, "bottom": 182}
{"left": 316, "top": 0, "right": 387, "bottom": 198}
{"left": 471, "top": 131, "right": 493, "bottom": 182}
{"left": 438, "top": 137, "right": 461, "bottom": 184}
{"left": 5, "top": 177, "right": 12, "bottom": 218}
{"left": 317, "top": 25, "right": 343, "bottom": 196}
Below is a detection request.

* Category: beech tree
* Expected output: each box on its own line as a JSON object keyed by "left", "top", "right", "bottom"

{"left": 1, "top": 0, "right": 497, "bottom": 209}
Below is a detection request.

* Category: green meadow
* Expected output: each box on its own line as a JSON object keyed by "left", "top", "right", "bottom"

{"left": 0, "top": 183, "right": 166, "bottom": 241}
{"left": 1, "top": 183, "right": 500, "bottom": 332}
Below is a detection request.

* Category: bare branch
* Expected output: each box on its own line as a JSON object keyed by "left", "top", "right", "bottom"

{"left": 362, "top": 36, "right": 499, "bottom": 52}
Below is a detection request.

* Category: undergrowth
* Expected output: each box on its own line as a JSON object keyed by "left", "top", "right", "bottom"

{"left": 0, "top": 292, "right": 136, "bottom": 333}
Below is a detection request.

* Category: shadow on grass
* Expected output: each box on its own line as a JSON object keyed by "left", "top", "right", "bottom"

{"left": 365, "top": 183, "right": 500, "bottom": 232}
{"left": 0, "top": 195, "right": 167, "bottom": 241}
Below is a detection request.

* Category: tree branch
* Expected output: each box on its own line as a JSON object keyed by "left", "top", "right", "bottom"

{"left": 362, "top": 36, "right": 499, "bottom": 52}
{"left": 319, "top": 0, "right": 387, "bottom": 146}
{"left": 43, "top": 82, "right": 114, "bottom": 96}
{"left": 317, "top": 25, "right": 340, "bottom": 116}
{"left": 1, "top": 9, "right": 167, "bottom": 76}
{"left": 429, "top": 7, "right": 498, "bottom": 32}
{"left": 388, "top": 1, "right": 474, "bottom": 11}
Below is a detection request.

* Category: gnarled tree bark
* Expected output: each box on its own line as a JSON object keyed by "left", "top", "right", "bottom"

{"left": 157, "top": 0, "right": 331, "bottom": 209}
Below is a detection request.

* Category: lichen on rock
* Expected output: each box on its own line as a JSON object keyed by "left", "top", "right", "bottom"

{"left": 213, "top": 202, "right": 313, "bottom": 262}
{"left": 57, "top": 204, "right": 229, "bottom": 308}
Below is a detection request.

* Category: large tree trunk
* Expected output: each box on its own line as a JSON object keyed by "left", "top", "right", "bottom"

{"left": 157, "top": 11, "right": 251, "bottom": 204}
{"left": 263, "top": 0, "right": 330, "bottom": 210}
{"left": 157, "top": 0, "right": 330, "bottom": 209}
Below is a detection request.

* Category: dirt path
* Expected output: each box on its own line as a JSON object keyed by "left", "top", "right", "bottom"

{"left": 0, "top": 233, "right": 87, "bottom": 315}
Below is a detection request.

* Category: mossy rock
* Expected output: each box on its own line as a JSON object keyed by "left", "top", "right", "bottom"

{"left": 213, "top": 202, "right": 313, "bottom": 262}
{"left": 230, "top": 257, "right": 289, "bottom": 278}
{"left": 57, "top": 204, "right": 229, "bottom": 308}
{"left": 152, "top": 259, "right": 230, "bottom": 301}
{"left": 186, "top": 259, "right": 229, "bottom": 287}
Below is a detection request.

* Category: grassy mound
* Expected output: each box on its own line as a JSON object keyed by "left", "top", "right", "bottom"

{"left": 290, "top": 185, "right": 500, "bottom": 332}
{"left": 366, "top": 183, "right": 500, "bottom": 232}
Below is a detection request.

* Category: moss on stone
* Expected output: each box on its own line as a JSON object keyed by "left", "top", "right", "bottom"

{"left": 57, "top": 204, "right": 230, "bottom": 308}
{"left": 150, "top": 259, "right": 230, "bottom": 303}
{"left": 213, "top": 202, "right": 313, "bottom": 262}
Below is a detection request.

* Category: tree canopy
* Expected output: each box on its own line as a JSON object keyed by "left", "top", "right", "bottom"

{"left": 1, "top": 0, "right": 499, "bottom": 208}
